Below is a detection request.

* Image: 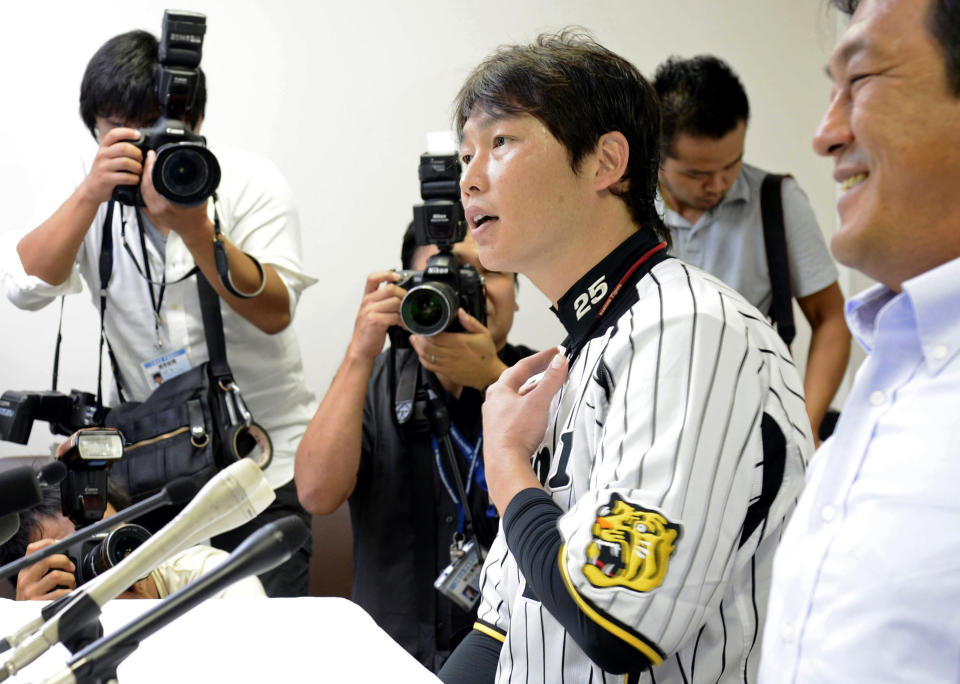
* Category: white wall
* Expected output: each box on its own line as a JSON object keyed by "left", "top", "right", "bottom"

{"left": 0, "top": 0, "right": 846, "bottom": 457}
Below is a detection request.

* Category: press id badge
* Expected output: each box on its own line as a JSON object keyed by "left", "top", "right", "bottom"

{"left": 434, "top": 540, "right": 482, "bottom": 611}
{"left": 142, "top": 348, "right": 192, "bottom": 389}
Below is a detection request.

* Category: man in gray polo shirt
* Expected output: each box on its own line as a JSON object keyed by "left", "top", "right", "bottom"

{"left": 653, "top": 54, "right": 850, "bottom": 444}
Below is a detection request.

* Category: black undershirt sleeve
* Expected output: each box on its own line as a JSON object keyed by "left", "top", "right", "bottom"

{"left": 437, "top": 629, "right": 501, "bottom": 684}
{"left": 503, "top": 487, "right": 652, "bottom": 674}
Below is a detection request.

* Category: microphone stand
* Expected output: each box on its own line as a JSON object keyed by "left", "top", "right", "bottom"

{"left": 41, "top": 516, "right": 307, "bottom": 684}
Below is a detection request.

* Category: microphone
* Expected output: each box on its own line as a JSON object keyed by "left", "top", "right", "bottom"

{"left": 36, "top": 461, "right": 68, "bottom": 487}
{"left": 0, "top": 466, "right": 42, "bottom": 518}
{"left": 0, "top": 514, "right": 19, "bottom": 547}
{"left": 39, "top": 516, "right": 309, "bottom": 684}
{"left": 0, "top": 477, "right": 199, "bottom": 582}
{"left": 0, "top": 458, "right": 274, "bottom": 681}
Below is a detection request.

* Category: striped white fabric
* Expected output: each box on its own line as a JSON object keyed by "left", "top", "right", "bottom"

{"left": 476, "top": 259, "right": 812, "bottom": 683}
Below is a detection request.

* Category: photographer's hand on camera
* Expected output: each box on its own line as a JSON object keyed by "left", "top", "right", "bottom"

{"left": 79, "top": 127, "right": 144, "bottom": 206}
{"left": 410, "top": 308, "right": 507, "bottom": 392}
{"left": 347, "top": 271, "right": 406, "bottom": 363}
{"left": 139, "top": 149, "right": 211, "bottom": 239}
{"left": 15, "top": 538, "right": 76, "bottom": 601}
{"left": 16, "top": 126, "right": 145, "bottom": 286}
{"left": 295, "top": 270, "right": 405, "bottom": 514}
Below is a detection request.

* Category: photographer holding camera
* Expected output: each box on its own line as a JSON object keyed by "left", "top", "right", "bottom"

{"left": 0, "top": 20, "right": 316, "bottom": 597}
{"left": 295, "top": 202, "right": 533, "bottom": 670}
{"left": 0, "top": 483, "right": 266, "bottom": 602}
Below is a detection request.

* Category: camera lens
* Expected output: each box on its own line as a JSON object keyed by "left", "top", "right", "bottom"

{"left": 153, "top": 143, "right": 221, "bottom": 207}
{"left": 163, "top": 149, "right": 207, "bottom": 192}
{"left": 401, "top": 282, "right": 458, "bottom": 336}
{"left": 79, "top": 524, "right": 151, "bottom": 585}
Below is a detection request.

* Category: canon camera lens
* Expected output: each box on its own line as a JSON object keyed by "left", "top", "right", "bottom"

{"left": 153, "top": 143, "right": 221, "bottom": 207}
{"left": 77, "top": 524, "right": 151, "bottom": 585}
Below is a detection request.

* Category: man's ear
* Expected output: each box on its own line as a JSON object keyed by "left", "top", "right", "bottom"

{"left": 593, "top": 131, "right": 629, "bottom": 192}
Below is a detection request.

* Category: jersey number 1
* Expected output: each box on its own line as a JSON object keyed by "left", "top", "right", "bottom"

{"left": 533, "top": 431, "right": 573, "bottom": 489}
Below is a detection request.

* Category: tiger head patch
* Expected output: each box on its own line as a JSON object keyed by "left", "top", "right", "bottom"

{"left": 583, "top": 493, "right": 681, "bottom": 592}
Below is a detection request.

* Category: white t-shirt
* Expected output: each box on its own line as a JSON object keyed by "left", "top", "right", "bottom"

{"left": 150, "top": 545, "right": 267, "bottom": 599}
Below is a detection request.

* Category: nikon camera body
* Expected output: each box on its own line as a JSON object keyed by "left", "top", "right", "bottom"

{"left": 399, "top": 152, "right": 486, "bottom": 336}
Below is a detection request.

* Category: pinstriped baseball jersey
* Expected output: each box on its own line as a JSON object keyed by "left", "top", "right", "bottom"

{"left": 475, "top": 257, "right": 812, "bottom": 683}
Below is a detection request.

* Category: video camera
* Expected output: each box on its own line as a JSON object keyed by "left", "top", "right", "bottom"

{"left": 0, "top": 390, "right": 106, "bottom": 444}
{"left": 112, "top": 10, "right": 220, "bottom": 207}
{"left": 398, "top": 152, "right": 486, "bottom": 336}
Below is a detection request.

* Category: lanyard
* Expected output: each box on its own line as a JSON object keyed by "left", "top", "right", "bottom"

{"left": 119, "top": 204, "right": 204, "bottom": 347}
{"left": 126, "top": 205, "right": 165, "bottom": 348}
{"left": 431, "top": 423, "right": 482, "bottom": 535}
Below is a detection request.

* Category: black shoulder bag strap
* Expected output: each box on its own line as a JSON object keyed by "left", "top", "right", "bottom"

{"left": 760, "top": 174, "right": 796, "bottom": 347}
{"left": 195, "top": 269, "right": 232, "bottom": 383}
{"left": 93, "top": 200, "right": 127, "bottom": 407}
{"left": 406, "top": 376, "right": 439, "bottom": 649}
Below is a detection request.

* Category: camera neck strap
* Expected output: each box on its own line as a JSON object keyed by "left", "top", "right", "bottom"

{"left": 420, "top": 367, "right": 485, "bottom": 560}
{"left": 211, "top": 196, "right": 268, "bottom": 300}
{"left": 115, "top": 194, "right": 264, "bottom": 302}
{"left": 95, "top": 200, "right": 121, "bottom": 409}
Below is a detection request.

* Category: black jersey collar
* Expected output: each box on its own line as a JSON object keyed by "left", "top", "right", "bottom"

{"left": 552, "top": 229, "right": 669, "bottom": 358}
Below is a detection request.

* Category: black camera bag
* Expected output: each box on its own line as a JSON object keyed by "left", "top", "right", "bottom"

{"left": 105, "top": 362, "right": 230, "bottom": 502}
{"left": 105, "top": 281, "right": 267, "bottom": 516}
{"left": 90, "top": 202, "right": 269, "bottom": 522}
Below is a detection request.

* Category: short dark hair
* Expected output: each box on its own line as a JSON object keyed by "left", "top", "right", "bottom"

{"left": 79, "top": 30, "right": 207, "bottom": 139}
{"left": 401, "top": 222, "right": 418, "bottom": 270}
{"left": 653, "top": 55, "right": 750, "bottom": 158}
{"left": 0, "top": 487, "right": 63, "bottom": 586}
{"left": 453, "top": 29, "right": 668, "bottom": 244}
{"left": 830, "top": 0, "right": 960, "bottom": 96}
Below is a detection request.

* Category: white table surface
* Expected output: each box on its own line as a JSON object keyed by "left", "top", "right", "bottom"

{"left": 0, "top": 596, "right": 440, "bottom": 683}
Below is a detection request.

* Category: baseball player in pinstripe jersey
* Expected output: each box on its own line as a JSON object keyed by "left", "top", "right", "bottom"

{"left": 438, "top": 32, "right": 814, "bottom": 684}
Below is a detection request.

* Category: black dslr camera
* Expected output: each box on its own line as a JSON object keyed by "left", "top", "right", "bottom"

{"left": 64, "top": 524, "right": 151, "bottom": 587}
{"left": 398, "top": 153, "right": 486, "bottom": 336}
{"left": 60, "top": 430, "right": 145, "bottom": 586}
{"left": 112, "top": 10, "right": 220, "bottom": 207}
{"left": 0, "top": 390, "right": 106, "bottom": 444}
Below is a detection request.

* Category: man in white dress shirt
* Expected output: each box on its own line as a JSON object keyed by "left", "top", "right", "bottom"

{"left": 760, "top": 0, "right": 960, "bottom": 681}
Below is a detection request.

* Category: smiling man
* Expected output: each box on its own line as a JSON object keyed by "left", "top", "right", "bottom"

{"left": 759, "top": 0, "right": 960, "bottom": 681}
{"left": 654, "top": 55, "right": 850, "bottom": 444}
{"left": 438, "top": 32, "right": 812, "bottom": 684}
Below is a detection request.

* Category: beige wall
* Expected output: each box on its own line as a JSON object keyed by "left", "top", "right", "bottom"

{"left": 0, "top": 0, "right": 849, "bottom": 457}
